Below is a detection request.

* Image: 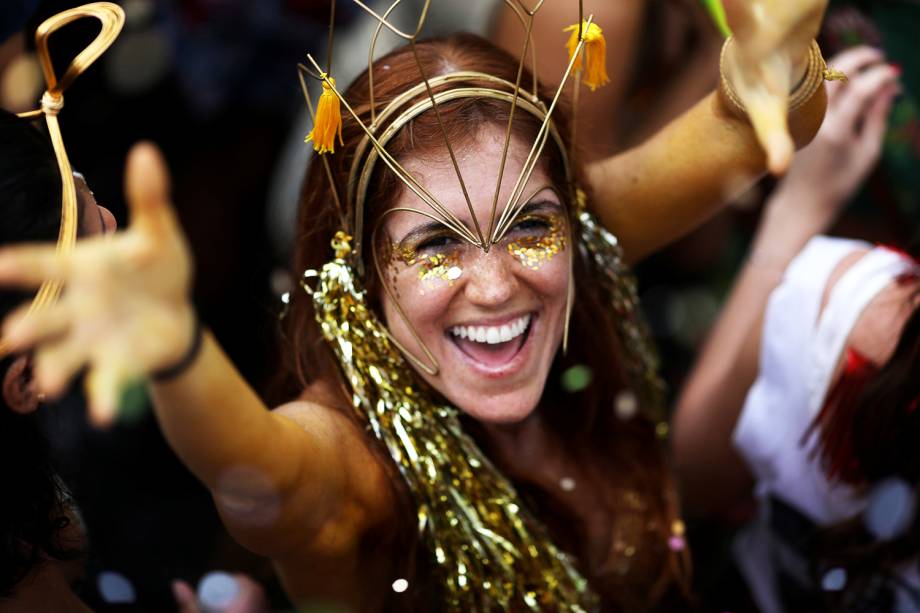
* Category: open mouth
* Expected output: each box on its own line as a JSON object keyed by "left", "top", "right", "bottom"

{"left": 447, "top": 313, "right": 533, "bottom": 370}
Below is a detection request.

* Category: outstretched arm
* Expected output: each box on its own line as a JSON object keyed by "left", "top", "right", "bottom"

{"left": 671, "top": 47, "right": 899, "bottom": 515}
{"left": 589, "top": 0, "right": 830, "bottom": 263}
{"left": 0, "top": 144, "right": 386, "bottom": 557}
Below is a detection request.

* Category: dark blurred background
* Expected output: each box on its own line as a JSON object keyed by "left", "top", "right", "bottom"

{"left": 1, "top": 0, "right": 919, "bottom": 611}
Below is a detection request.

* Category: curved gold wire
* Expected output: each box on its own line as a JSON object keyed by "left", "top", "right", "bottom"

{"left": 348, "top": 0, "right": 431, "bottom": 40}
{"left": 371, "top": 218, "right": 440, "bottom": 376}
{"left": 0, "top": 2, "right": 125, "bottom": 360}
{"left": 505, "top": 0, "right": 545, "bottom": 93}
{"left": 367, "top": 0, "right": 406, "bottom": 126}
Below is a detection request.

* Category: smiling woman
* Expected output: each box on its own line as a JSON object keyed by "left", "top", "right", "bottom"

{"left": 0, "top": 1, "right": 833, "bottom": 611}
{"left": 284, "top": 36, "right": 687, "bottom": 609}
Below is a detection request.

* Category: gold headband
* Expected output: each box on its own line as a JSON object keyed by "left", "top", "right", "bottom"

{"left": 0, "top": 2, "right": 124, "bottom": 359}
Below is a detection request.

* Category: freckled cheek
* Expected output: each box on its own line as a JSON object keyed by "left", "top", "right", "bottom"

{"left": 385, "top": 267, "right": 459, "bottom": 337}
{"left": 518, "top": 255, "right": 570, "bottom": 302}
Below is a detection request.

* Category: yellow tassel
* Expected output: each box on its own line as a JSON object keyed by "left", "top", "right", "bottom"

{"left": 305, "top": 76, "right": 343, "bottom": 154}
{"left": 564, "top": 21, "right": 609, "bottom": 91}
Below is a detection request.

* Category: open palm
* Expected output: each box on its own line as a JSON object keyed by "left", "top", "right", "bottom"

{"left": 0, "top": 143, "right": 194, "bottom": 425}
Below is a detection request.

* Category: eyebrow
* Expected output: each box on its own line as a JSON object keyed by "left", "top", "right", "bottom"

{"left": 396, "top": 198, "right": 563, "bottom": 245}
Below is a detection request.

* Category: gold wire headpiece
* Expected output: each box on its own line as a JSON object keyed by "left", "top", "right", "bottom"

{"left": 0, "top": 2, "right": 125, "bottom": 359}
{"left": 299, "top": 0, "right": 595, "bottom": 261}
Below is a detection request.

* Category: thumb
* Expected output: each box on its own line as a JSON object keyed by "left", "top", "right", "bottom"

{"left": 125, "top": 142, "right": 174, "bottom": 236}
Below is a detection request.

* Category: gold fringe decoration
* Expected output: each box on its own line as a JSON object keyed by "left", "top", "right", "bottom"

{"left": 306, "top": 75, "right": 344, "bottom": 154}
{"left": 564, "top": 22, "right": 609, "bottom": 91}
{"left": 305, "top": 231, "right": 598, "bottom": 612}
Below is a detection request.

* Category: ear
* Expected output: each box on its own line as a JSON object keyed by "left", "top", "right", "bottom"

{"left": 3, "top": 354, "right": 40, "bottom": 414}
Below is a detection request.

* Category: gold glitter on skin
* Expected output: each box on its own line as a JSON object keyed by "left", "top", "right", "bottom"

{"left": 505, "top": 213, "right": 567, "bottom": 270}
{"left": 392, "top": 244, "right": 464, "bottom": 284}
{"left": 391, "top": 211, "right": 567, "bottom": 284}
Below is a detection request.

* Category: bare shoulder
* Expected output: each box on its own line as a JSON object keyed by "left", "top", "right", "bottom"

{"left": 819, "top": 248, "right": 872, "bottom": 315}
{"left": 821, "top": 248, "right": 919, "bottom": 366}
{"left": 271, "top": 393, "right": 397, "bottom": 536}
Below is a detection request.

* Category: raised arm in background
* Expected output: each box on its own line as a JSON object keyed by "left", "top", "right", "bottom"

{"left": 671, "top": 46, "right": 900, "bottom": 515}
{"left": 590, "top": 0, "right": 831, "bottom": 263}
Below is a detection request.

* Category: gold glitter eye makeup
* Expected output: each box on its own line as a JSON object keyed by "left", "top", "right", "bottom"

{"left": 392, "top": 242, "right": 464, "bottom": 284}
{"left": 505, "top": 213, "right": 567, "bottom": 270}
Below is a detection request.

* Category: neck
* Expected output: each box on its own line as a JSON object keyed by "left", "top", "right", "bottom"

{"left": 478, "top": 409, "right": 567, "bottom": 477}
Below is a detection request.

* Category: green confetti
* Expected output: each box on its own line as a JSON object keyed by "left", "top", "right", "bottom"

{"left": 561, "top": 365, "right": 593, "bottom": 393}
{"left": 117, "top": 379, "right": 149, "bottom": 424}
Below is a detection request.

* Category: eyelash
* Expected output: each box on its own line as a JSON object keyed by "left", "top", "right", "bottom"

{"left": 509, "top": 216, "right": 552, "bottom": 235}
{"left": 415, "top": 233, "right": 461, "bottom": 255}
{"left": 405, "top": 213, "right": 560, "bottom": 258}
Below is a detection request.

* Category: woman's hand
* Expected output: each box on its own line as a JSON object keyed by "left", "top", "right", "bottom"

{"left": 758, "top": 46, "right": 899, "bottom": 255}
{"left": 0, "top": 143, "right": 194, "bottom": 425}
{"left": 722, "top": 0, "right": 829, "bottom": 174}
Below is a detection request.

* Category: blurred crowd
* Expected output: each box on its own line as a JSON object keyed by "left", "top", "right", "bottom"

{"left": 1, "top": 0, "right": 918, "bottom": 611}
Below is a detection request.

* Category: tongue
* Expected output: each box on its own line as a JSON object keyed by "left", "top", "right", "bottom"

{"left": 454, "top": 334, "right": 523, "bottom": 368}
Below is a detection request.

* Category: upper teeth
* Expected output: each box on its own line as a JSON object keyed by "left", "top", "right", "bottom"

{"left": 450, "top": 314, "right": 531, "bottom": 345}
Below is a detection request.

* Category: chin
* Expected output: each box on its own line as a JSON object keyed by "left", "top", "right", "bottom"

{"left": 448, "top": 386, "right": 545, "bottom": 425}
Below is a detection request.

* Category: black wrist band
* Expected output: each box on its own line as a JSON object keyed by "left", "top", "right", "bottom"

{"left": 150, "top": 316, "right": 203, "bottom": 382}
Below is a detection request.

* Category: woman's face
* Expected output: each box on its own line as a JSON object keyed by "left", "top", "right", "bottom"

{"left": 380, "top": 124, "right": 570, "bottom": 424}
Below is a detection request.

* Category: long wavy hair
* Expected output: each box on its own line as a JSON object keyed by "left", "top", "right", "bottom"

{"left": 279, "top": 34, "right": 688, "bottom": 611}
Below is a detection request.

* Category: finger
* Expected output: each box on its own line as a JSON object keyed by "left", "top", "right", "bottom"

{"left": 125, "top": 142, "right": 176, "bottom": 237}
{"left": 172, "top": 580, "right": 200, "bottom": 613}
{"left": 857, "top": 82, "right": 898, "bottom": 160}
{"left": 826, "top": 45, "right": 885, "bottom": 80}
{"left": 85, "top": 358, "right": 131, "bottom": 428}
{"left": 0, "top": 244, "right": 70, "bottom": 288}
{"left": 826, "top": 63, "right": 900, "bottom": 135}
{"left": 33, "top": 335, "right": 89, "bottom": 398}
{"left": 2, "top": 302, "right": 71, "bottom": 352}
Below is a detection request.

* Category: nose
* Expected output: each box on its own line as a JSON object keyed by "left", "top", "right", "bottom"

{"left": 462, "top": 250, "right": 519, "bottom": 307}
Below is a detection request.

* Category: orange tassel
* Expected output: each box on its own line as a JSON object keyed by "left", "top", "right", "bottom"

{"left": 306, "top": 76, "right": 343, "bottom": 154}
{"left": 564, "top": 21, "right": 609, "bottom": 91}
